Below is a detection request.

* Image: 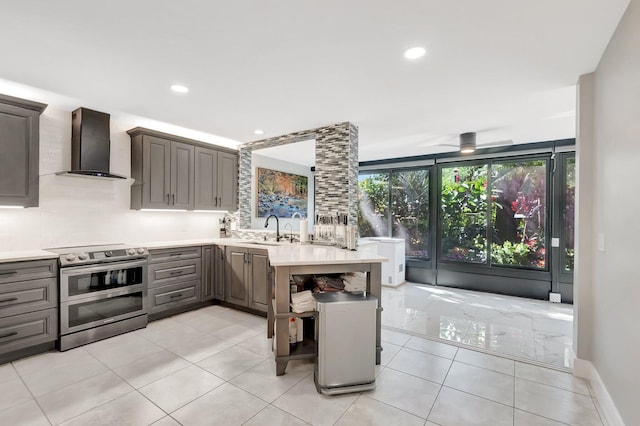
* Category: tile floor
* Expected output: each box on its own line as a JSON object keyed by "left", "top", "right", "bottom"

{"left": 0, "top": 299, "right": 600, "bottom": 425}
{"left": 382, "top": 283, "right": 575, "bottom": 369}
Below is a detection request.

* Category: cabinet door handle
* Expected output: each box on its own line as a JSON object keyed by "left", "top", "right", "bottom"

{"left": 0, "top": 271, "right": 18, "bottom": 276}
{"left": 0, "top": 331, "right": 18, "bottom": 339}
{"left": 166, "top": 194, "right": 170, "bottom": 204}
{"left": 0, "top": 297, "right": 18, "bottom": 303}
{"left": 172, "top": 194, "right": 176, "bottom": 205}
{"left": 217, "top": 196, "right": 221, "bottom": 206}
{"left": 170, "top": 293, "right": 183, "bottom": 299}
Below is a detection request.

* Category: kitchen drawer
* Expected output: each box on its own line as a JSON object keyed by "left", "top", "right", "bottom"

{"left": 0, "top": 259, "right": 57, "bottom": 284}
{"left": 0, "top": 277, "right": 57, "bottom": 319}
{"left": 0, "top": 308, "right": 57, "bottom": 355}
{"left": 148, "top": 258, "right": 201, "bottom": 287}
{"left": 148, "top": 246, "right": 201, "bottom": 264}
{"left": 148, "top": 280, "right": 200, "bottom": 313}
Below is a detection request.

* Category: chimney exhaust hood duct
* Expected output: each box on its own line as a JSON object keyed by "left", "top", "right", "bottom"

{"left": 57, "top": 107, "right": 126, "bottom": 179}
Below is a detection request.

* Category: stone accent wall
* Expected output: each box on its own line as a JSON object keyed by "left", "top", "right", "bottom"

{"left": 238, "top": 122, "right": 358, "bottom": 231}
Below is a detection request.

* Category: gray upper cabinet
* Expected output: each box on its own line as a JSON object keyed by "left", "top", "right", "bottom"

{"left": 129, "top": 127, "right": 237, "bottom": 211}
{"left": 0, "top": 94, "right": 47, "bottom": 207}
{"left": 194, "top": 147, "right": 238, "bottom": 211}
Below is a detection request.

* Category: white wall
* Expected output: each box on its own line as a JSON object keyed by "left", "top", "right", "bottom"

{"left": 576, "top": 0, "right": 640, "bottom": 424}
{"left": 250, "top": 153, "right": 314, "bottom": 236}
{"left": 0, "top": 104, "right": 229, "bottom": 251}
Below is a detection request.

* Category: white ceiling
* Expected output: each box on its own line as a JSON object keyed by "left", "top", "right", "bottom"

{"left": 0, "top": 1, "right": 629, "bottom": 162}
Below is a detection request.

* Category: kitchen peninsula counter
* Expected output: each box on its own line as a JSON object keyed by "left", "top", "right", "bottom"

{"left": 266, "top": 244, "right": 387, "bottom": 375}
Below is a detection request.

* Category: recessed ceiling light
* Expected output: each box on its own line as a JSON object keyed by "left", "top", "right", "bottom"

{"left": 404, "top": 46, "right": 426, "bottom": 60}
{"left": 254, "top": 129, "right": 264, "bottom": 135}
{"left": 170, "top": 84, "right": 189, "bottom": 93}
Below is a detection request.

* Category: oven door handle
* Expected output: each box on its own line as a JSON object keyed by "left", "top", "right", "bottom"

{"left": 60, "top": 259, "right": 148, "bottom": 277}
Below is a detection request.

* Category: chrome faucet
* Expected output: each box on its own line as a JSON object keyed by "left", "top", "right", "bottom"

{"left": 283, "top": 223, "right": 294, "bottom": 243}
{"left": 264, "top": 214, "right": 281, "bottom": 242}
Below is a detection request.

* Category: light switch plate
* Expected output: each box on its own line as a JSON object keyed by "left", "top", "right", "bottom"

{"left": 551, "top": 238, "right": 560, "bottom": 247}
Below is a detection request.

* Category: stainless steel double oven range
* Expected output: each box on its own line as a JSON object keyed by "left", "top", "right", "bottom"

{"left": 47, "top": 245, "right": 149, "bottom": 351}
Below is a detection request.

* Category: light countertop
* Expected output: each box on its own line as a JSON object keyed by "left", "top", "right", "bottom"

{"left": 0, "top": 250, "right": 58, "bottom": 263}
{"left": 267, "top": 244, "right": 387, "bottom": 266}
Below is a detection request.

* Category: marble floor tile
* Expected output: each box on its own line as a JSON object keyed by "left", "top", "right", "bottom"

{"left": 0, "top": 362, "right": 18, "bottom": 384}
{"left": 0, "top": 377, "right": 32, "bottom": 412}
{"left": 237, "top": 333, "right": 273, "bottom": 357}
{"left": 0, "top": 399, "right": 51, "bottom": 426}
{"left": 454, "top": 347, "right": 515, "bottom": 376}
{"left": 172, "top": 382, "right": 267, "bottom": 426}
{"left": 515, "top": 378, "right": 603, "bottom": 426}
{"left": 387, "top": 347, "right": 453, "bottom": 384}
{"left": 211, "top": 323, "right": 264, "bottom": 344}
{"left": 36, "top": 371, "right": 132, "bottom": 425}
{"left": 112, "top": 350, "right": 190, "bottom": 389}
{"left": 83, "top": 332, "right": 165, "bottom": 369}
{"left": 515, "top": 362, "right": 590, "bottom": 395}
{"left": 196, "top": 345, "right": 267, "bottom": 380}
{"left": 59, "top": 391, "right": 165, "bottom": 426}
{"left": 443, "top": 361, "right": 515, "bottom": 406}
{"left": 335, "top": 395, "right": 425, "bottom": 426}
{"left": 428, "top": 386, "right": 514, "bottom": 426}
{"left": 405, "top": 335, "right": 458, "bottom": 359}
{"left": 514, "top": 409, "right": 567, "bottom": 425}
{"left": 379, "top": 341, "right": 402, "bottom": 366}
{"left": 230, "top": 358, "right": 312, "bottom": 403}
{"left": 244, "top": 405, "right": 308, "bottom": 426}
{"left": 380, "top": 328, "right": 411, "bottom": 346}
{"left": 366, "top": 367, "right": 440, "bottom": 418}
{"left": 272, "top": 374, "right": 359, "bottom": 426}
{"left": 163, "top": 333, "right": 235, "bottom": 363}
{"left": 151, "top": 416, "right": 182, "bottom": 426}
{"left": 138, "top": 365, "right": 225, "bottom": 413}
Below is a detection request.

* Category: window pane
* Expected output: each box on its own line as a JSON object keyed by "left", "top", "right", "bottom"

{"left": 564, "top": 157, "right": 575, "bottom": 271}
{"left": 358, "top": 173, "right": 390, "bottom": 237}
{"left": 391, "top": 169, "right": 430, "bottom": 260}
{"left": 490, "top": 160, "right": 547, "bottom": 269}
{"left": 440, "top": 164, "right": 488, "bottom": 263}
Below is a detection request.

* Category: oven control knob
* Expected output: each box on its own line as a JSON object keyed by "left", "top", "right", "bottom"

{"left": 65, "top": 254, "right": 76, "bottom": 262}
{"left": 77, "top": 253, "right": 89, "bottom": 261}
{"left": 136, "top": 248, "right": 145, "bottom": 255}
{"left": 127, "top": 248, "right": 136, "bottom": 255}
{"left": 104, "top": 251, "right": 113, "bottom": 257}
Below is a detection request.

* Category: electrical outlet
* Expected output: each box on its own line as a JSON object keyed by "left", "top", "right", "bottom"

{"left": 549, "top": 292, "right": 561, "bottom": 303}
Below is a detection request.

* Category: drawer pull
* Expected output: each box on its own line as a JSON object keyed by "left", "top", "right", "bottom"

{"left": 169, "top": 270, "right": 185, "bottom": 276}
{"left": 0, "top": 297, "right": 18, "bottom": 303}
{"left": 0, "top": 271, "right": 18, "bottom": 276}
{"left": 170, "top": 293, "right": 183, "bottom": 299}
{"left": 0, "top": 331, "right": 18, "bottom": 339}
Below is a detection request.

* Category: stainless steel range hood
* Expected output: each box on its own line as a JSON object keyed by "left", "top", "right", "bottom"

{"left": 57, "top": 107, "right": 126, "bottom": 179}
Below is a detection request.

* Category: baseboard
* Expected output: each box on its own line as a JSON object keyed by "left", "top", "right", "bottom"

{"left": 574, "top": 358, "right": 625, "bottom": 426}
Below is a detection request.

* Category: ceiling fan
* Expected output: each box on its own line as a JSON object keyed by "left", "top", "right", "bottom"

{"left": 421, "top": 131, "right": 513, "bottom": 153}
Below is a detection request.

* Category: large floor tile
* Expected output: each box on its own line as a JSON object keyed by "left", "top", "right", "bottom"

{"left": 514, "top": 409, "right": 567, "bottom": 425}
{"left": 0, "top": 399, "right": 50, "bottom": 426}
{"left": 405, "top": 335, "right": 458, "bottom": 359}
{"left": 0, "top": 362, "right": 18, "bottom": 384}
{"left": 273, "top": 374, "right": 359, "bottom": 426}
{"left": 0, "top": 377, "right": 33, "bottom": 412}
{"left": 237, "top": 333, "right": 273, "bottom": 357}
{"left": 151, "top": 416, "right": 182, "bottom": 426}
{"left": 230, "top": 358, "right": 312, "bottom": 403}
{"left": 113, "top": 350, "right": 190, "bottom": 389}
{"left": 211, "top": 323, "right": 264, "bottom": 344}
{"left": 37, "top": 370, "right": 132, "bottom": 425}
{"left": 83, "top": 332, "right": 165, "bottom": 369}
{"left": 172, "top": 382, "right": 267, "bottom": 426}
{"left": 136, "top": 321, "right": 209, "bottom": 349}
{"left": 454, "top": 347, "right": 515, "bottom": 375}
{"left": 444, "top": 361, "right": 514, "bottom": 406}
{"left": 387, "top": 347, "right": 452, "bottom": 384}
{"left": 196, "top": 345, "right": 266, "bottom": 380}
{"left": 163, "top": 333, "right": 234, "bottom": 363}
{"left": 139, "top": 365, "right": 225, "bottom": 413}
{"left": 379, "top": 341, "right": 402, "bottom": 366}
{"left": 515, "top": 361, "right": 589, "bottom": 395}
{"left": 515, "top": 378, "right": 602, "bottom": 426}
{"left": 244, "top": 405, "right": 308, "bottom": 426}
{"left": 179, "top": 311, "right": 235, "bottom": 334}
{"left": 14, "top": 348, "right": 109, "bottom": 397}
{"left": 335, "top": 395, "right": 424, "bottom": 426}
{"left": 366, "top": 367, "right": 440, "bottom": 418}
{"left": 428, "top": 386, "right": 514, "bottom": 426}
{"left": 381, "top": 328, "right": 411, "bottom": 346}
{"left": 59, "top": 391, "right": 165, "bottom": 426}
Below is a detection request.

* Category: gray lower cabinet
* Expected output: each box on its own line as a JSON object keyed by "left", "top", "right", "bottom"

{"left": 130, "top": 131, "right": 195, "bottom": 210}
{"left": 213, "top": 245, "right": 225, "bottom": 300}
{"left": 202, "top": 244, "right": 225, "bottom": 302}
{"left": 194, "top": 148, "right": 238, "bottom": 211}
{"left": 224, "top": 246, "right": 270, "bottom": 313}
{"left": 0, "top": 259, "right": 58, "bottom": 360}
{"left": 147, "top": 246, "right": 201, "bottom": 314}
{"left": 0, "top": 94, "right": 47, "bottom": 207}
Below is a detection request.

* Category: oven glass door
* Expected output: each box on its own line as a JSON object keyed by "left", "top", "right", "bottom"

{"left": 61, "top": 290, "right": 145, "bottom": 333}
{"left": 60, "top": 260, "right": 146, "bottom": 300}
